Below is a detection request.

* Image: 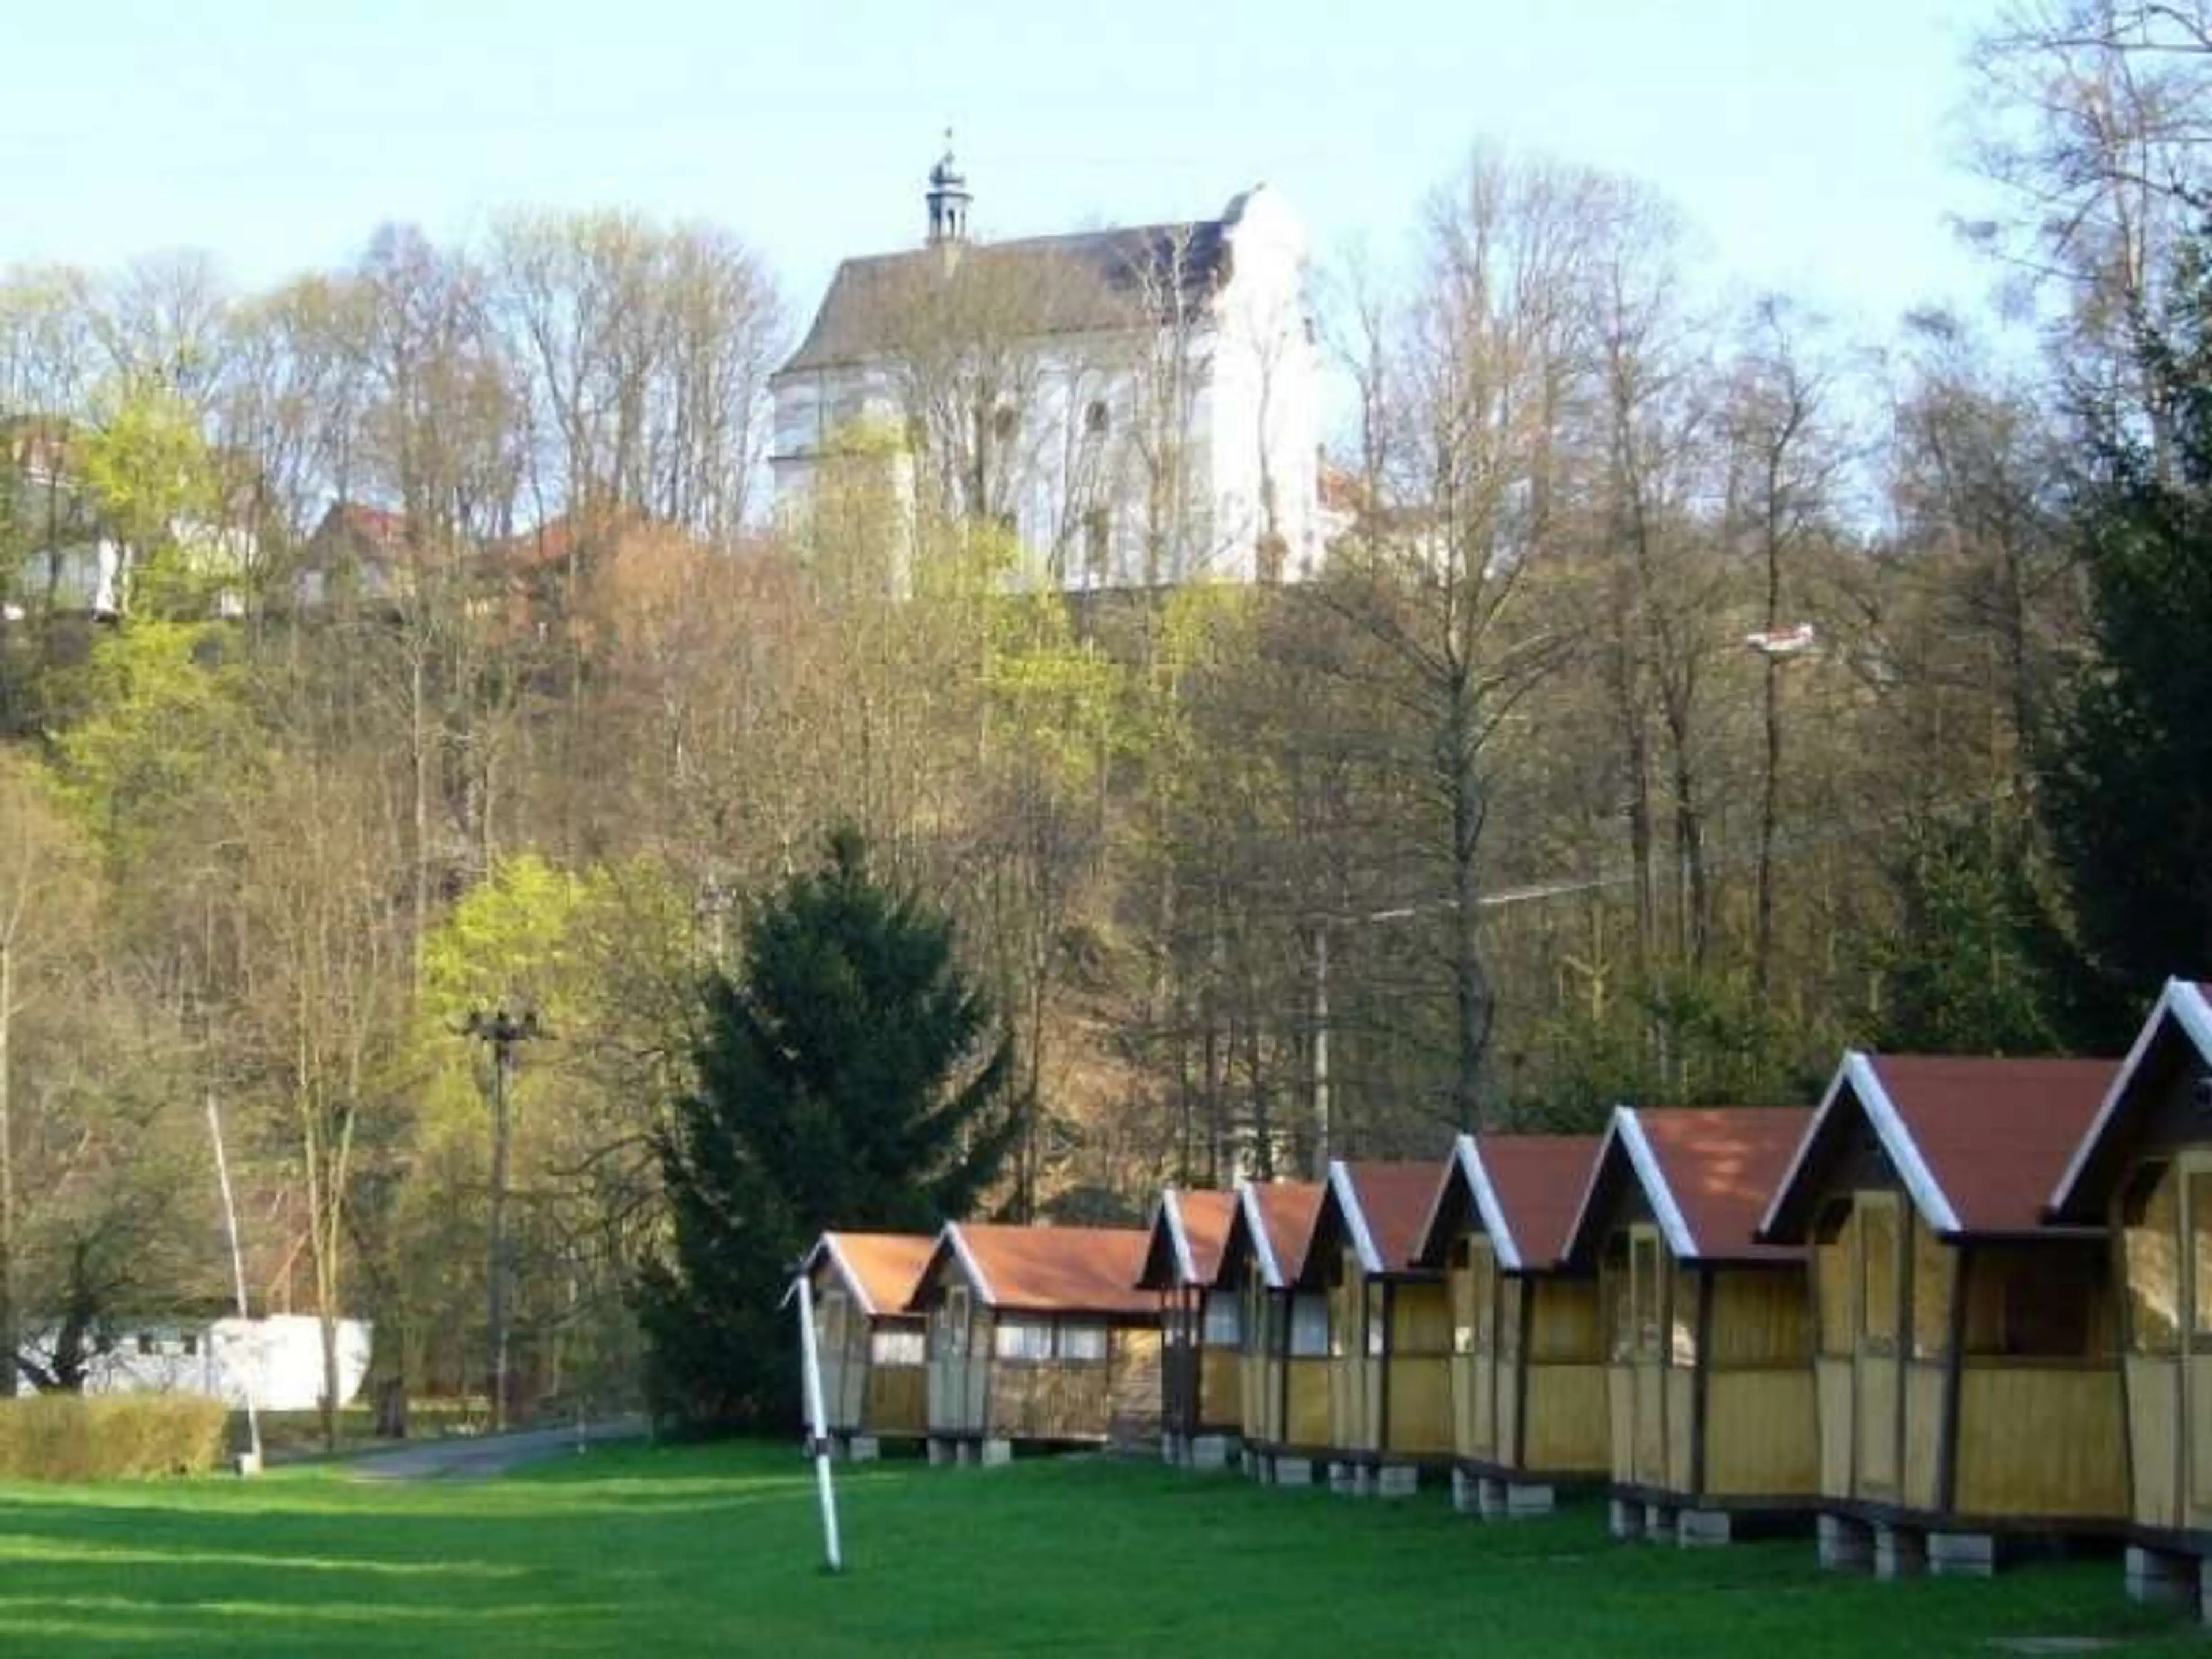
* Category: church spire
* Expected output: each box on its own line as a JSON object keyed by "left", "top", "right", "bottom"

{"left": 926, "top": 129, "right": 971, "bottom": 247}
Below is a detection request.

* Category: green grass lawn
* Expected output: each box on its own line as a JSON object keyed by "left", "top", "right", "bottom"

{"left": 0, "top": 1442, "right": 2201, "bottom": 1657}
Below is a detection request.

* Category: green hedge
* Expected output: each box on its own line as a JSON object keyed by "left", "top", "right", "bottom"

{"left": 0, "top": 1394, "right": 229, "bottom": 1480}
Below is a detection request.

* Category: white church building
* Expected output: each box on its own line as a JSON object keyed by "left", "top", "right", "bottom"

{"left": 770, "top": 143, "right": 1324, "bottom": 590}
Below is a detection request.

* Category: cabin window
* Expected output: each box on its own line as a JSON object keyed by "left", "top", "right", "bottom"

{"left": 1630, "top": 1233, "right": 1662, "bottom": 1358}
{"left": 870, "top": 1328, "right": 925, "bottom": 1366}
{"left": 1669, "top": 1264, "right": 1700, "bottom": 1365}
{"left": 1290, "top": 1293, "right": 1330, "bottom": 1357}
{"left": 1202, "top": 1291, "right": 1242, "bottom": 1347}
{"left": 181, "top": 1333, "right": 199, "bottom": 1358}
{"left": 2122, "top": 1161, "right": 2181, "bottom": 1356}
{"left": 820, "top": 1290, "right": 849, "bottom": 1353}
{"left": 1365, "top": 1283, "right": 1387, "bottom": 1358}
{"left": 1964, "top": 1244, "right": 2102, "bottom": 1357}
{"left": 1498, "top": 1277, "right": 1524, "bottom": 1361}
{"left": 942, "top": 1285, "right": 971, "bottom": 1357}
{"left": 1860, "top": 1199, "right": 1901, "bottom": 1357}
{"left": 1604, "top": 1233, "right": 1634, "bottom": 1361}
{"left": 1910, "top": 1214, "right": 1951, "bottom": 1359}
{"left": 1060, "top": 1321, "right": 1109, "bottom": 1362}
{"left": 136, "top": 1332, "right": 156, "bottom": 1357}
{"left": 992, "top": 406, "right": 1018, "bottom": 442}
{"left": 1085, "top": 399, "right": 1110, "bottom": 437}
{"left": 994, "top": 1318, "right": 1054, "bottom": 1361}
{"left": 2191, "top": 1169, "right": 2212, "bottom": 1346}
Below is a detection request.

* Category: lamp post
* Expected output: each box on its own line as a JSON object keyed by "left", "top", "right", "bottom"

{"left": 463, "top": 1007, "right": 540, "bottom": 1433}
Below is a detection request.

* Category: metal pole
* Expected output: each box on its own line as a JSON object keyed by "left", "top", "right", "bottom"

{"left": 794, "top": 1272, "right": 844, "bottom": 1573}
{"left": 207, "top": 1086, "right": 263, "bottom": 1475}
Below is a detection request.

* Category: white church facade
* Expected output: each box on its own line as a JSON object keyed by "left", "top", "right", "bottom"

{"left": 770, "top": 146, "right": 1325, "bottom": 590}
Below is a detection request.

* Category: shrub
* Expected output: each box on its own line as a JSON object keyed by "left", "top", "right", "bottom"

{"left": 0, "top": 1394, "right": 229, "bottom": 1480}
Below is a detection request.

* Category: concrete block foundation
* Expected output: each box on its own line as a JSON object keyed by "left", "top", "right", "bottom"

{"left": 1676, "top": 1509, "right": 1732, "bottom": 1548}
{"left": 978, "top": 1437, "right": 1013, "bottom": 1467}
{"left": 1189, "top": 1435, "right": 1234, "bottom": 1472}
{"left": 1873, "top": 1525, "right": 1927, "bottom": 1581}
{"left": 1609, "top": 1497, "right": 1645, "bottom": 1540}
{"left": 1505, "top": 1483, "right": 1555, "bottom": 1518}
{"left": 1817, "top": 1514, "right": 1873, "bottom": 1573}
{"left": 926, "top": 1437, "right": 957, "bottom": 1467}
{"left": 845, "top": 1435, "right": 880, "bottom": 1464}
{"left": 1374, "top": 1464, "right": 1419, "bottom": 1499}
{"left": 2125, "top": 1546, "right": 2198, "bottom": 1609}
{"left": 1272, "top": 1456, "right": 1315, "bottom": 1487}
{"left": 1642, "top": 1503, "right": 1677, "bottom": 1543}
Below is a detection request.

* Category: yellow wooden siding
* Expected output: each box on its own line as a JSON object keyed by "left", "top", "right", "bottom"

{"left": 1606, "top": 1366, "right": 1635, "bottom": 1483}
{"left": 1816, "top": 1212, "right": 1854, "bottom": 1358}
{"left": 1198, "top": 1349, "right": 1242, "bottom": 1430}
{"left": 1665, "top": 1366, "right": 1695, "bottom": 1490}
{"left": 1953, "top": 1363, "right": 2126, "bottom": 1518}
{"left": 1903, "top": 1362, "right": 1944, "bottom": 1512}
{"left": 1631, "top": 1363, "right": 1665, "bottom": 1483}
{"left": 1816, "top": 1358, "right": 1851, "bottom": 1498}
{"left": 2190, "top": 1359, "right": 2212, "bottom": 1514}
{"left": 1395, "top": 1282, "right": 1452, "bottom": 1352}
{"left": 1388, "top": 1355, "right": 1453, "bottom": 1456}
{"left": 2122, "top": 1166, "right": 2181, "bottom": 1357}
{"left": 866, "top": 1364, "right": 927, "bottom": 1435}
{"left": 990, "top": 1360, "right": 1112, "bottom": 1441}
{"left": 1702, "top": 1368, "right": 1817, "bottom": 1497}
{"left": 1708, "top": 1269, "right": 1812, "bottom": 1365}
{"left": 1911, "top": 1216, "right": 1952, "bottom": 1361}
{"left": 2127, "top": 1357, "right": 2181, "bottom": 1528}
{"left": 1287, "top": 1358, "right": 1331, "bottom": 1446}
{"left": 1858, "top": 1354, "right": 1900, "bottom": 1492}
{"left": 1521, "top": 1362, "right": 1609, "bottom": 1476}
{"left": 1530, "top": 1278, "right": 1603, "bottom": 1363}
{"left": 1108, "top": 1329, "right": 1164, "bottom": 1446}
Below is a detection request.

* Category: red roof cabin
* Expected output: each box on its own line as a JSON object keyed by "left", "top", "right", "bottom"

{"left": 1213, "top": 1180, "right": 1328, "bottom": 1486}
{"left": 1561, "top": 1105, "right": 1817, "bottom": 1544}
{"left": 1413, "top": 1134, "right": 1607, "bottom": 1517}
{"left": 794, "top": 1231, "right": 935, "bottom": 1459}
{"left": 906, "top": 1222, "right": 1161, "bottom": 1464}
{"left": 1760, "top": 1053, "right": 2124, "bottom": 1575}
{"left": 1293, "top": 1160, "right": 1455, "bottom": 1496}
{"left": 1134, "top": 1188, "right": 1243, "bottom": 1470}
{"left": 2047, "top": 980, "right": 2212, "bottom": 1606}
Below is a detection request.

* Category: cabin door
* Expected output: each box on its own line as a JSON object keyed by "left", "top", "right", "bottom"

{"left": 1467, "top": 1240, "right": 1498, "bottom": 1463}
{"left": 1628, "top": 1227, "right": 1668, "bottom": 1486}
{"left": 1851, "top": 1194, "right": 1906, "bottom": 1499}
{"left": 2183, "top": 1160, "right": 2212, "bottom": 1527}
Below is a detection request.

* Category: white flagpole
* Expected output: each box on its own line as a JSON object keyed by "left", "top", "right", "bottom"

{"left": 206, "top": 1087, "right": 263, "bottom": 1476}
{"left": 793, "top": 1271, "right": 843, "bottom": 1573}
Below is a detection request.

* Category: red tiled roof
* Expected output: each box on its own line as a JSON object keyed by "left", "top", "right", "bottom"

{"left": 1475, "top": 1137, "right": 1603, "bottom": 1270}
{"left": 1858, "top": 1055, "right": 2113, "bottom": 1234}
{"left": 931, "top": 1224, "right": 1156, "bottom": 1316}
{"left": 1175, "top": 1190, "right": 1237, "bottom": 1284}
{"left": 2051, "top": 980, "right": 2212, "bottom": 1221}
{"left": 816, "top": 1232, "right": 934, "bottom": 1317}
{"left": 1334, "top": 1161, "right": 1449, "bottom": 1273}
{"left": 1634, "top": 1108, "right": 1813, "bottom": 1263}
{"left": 1224, "top": 1181, "right": 1324, "bottom": 1287}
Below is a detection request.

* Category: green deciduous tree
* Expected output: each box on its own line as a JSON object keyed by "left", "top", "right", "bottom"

{"left": 635, "top": 828, "right": 1016, "bottom": 1429}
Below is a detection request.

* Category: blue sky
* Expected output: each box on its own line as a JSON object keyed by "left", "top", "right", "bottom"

{"left": 2, "top": 0, "right": 2000, "bottom": 341}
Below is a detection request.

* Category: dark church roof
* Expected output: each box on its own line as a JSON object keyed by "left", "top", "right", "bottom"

{"left": 777, "top": 217, "right": 1237, "bottom": 379}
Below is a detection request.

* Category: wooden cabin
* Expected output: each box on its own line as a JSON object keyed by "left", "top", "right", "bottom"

{"left": 2048, "top": 979, "right": 2212, "bottom": 1609}
{"left": 1214, "top": 1179, "right": 1328, "bottom": 1486}
{"left": 1296, "top": 1160, "right": 1455, "bottom": 1497}
{"left": 1413, "top": 1132, "right": 1606, "bottom": 1517}
{"left": 1135, "top": 1188, "right": 1243, "bottom": 1469}
{"left": 1760, "top": 1053, "right": 2124, "bottom": 1577}
{"left": 1561, "top": 1105, "right": 1817, "bottom": 1545}
{"left": 795, "top": 1230, "right": 935, "bottom": 1459}
{"left": 907, "top": 1222, "right": 1162, "bottom": 1464}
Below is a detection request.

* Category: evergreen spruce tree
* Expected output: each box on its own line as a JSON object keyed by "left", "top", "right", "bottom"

{"left": 2036, "top": 224, "right": 2212, "bottom": 1048}
{"left": 636, "top": 828, "right": 1016, "bottom": 1429}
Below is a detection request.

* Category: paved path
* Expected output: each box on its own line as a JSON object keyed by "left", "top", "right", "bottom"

{"left": 348, "top": 1418, "right": 647, "bottom": 1481}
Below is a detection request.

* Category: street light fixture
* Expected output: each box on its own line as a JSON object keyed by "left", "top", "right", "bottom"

{"left": 461, "top": 1007, "right": 541, "bottom": 1434}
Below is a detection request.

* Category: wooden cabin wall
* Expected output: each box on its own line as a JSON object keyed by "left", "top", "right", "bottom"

{"left": 1387, "top": 1280, "right": 1453, "bottom": 1457}
{"left": 924, "top": 1277, "right": 993, "bottom": 1435}
{"left": 868, "top": 1358, "right": 928, "bottom": 1434}
{"left": 1446, "top": 1237, "right": 1497, "bottom": 1463}
{"left": 2115, "top": 1158, "right": 2184, "bottom": 1528}
{"left": 810, "top": 1276, "right": 869, "bottom": 1431}
{"left": 1522, "top": 1277, "right": 1608, "bottom": 1476}
{"left": 1108, "top": 1325, "right": 1165, "bottom": 1446}
{"left": 1240, "top": 1280, "right": 1282, "bottom": 1445}
{"left": 1951, "top": 1241, "right": 2125, "bottom": 1519}
{"left": 1325, "top": 1245, "right": 1381, "bottom": 1452}
{"left": 990, "top": 1357, "right": 1112, "bottom": 1440}
{"left": 1699, "top": 1266, "right": 1815, "bottom": 1499}
{"left": 1200, "top": 1349, "right": 1242, "bottom": 1431}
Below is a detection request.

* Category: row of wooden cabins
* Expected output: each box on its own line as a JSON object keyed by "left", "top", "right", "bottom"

{"left": 796, "top": 980, "right": 2212, "bottom": 1613}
